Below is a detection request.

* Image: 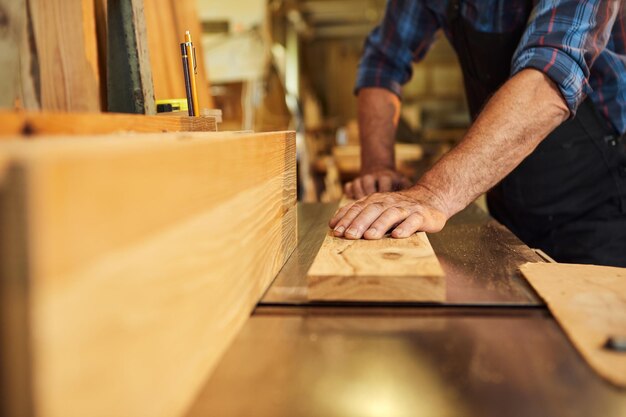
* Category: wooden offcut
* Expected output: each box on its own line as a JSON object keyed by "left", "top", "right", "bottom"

{"left": 520, "top": 262, "right": 626, "bottom": 388}
{"left": 307, "top": 231, "right": 445, "bottom": 302}
{"left": 0, "top": 131, "right": 296, "bottom": 417}
{"left": 0, "top": 111, "right": 217, "bottom": 136}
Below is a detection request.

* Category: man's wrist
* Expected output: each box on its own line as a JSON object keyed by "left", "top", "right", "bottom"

{"left": 404, "top": 182, "right": 453, "bottom": 219}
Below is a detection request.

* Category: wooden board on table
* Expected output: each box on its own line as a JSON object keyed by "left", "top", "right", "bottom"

{"left": 307, "top": 230, "right": 445, "bottom": 302}
{"left": 0, "top": 111, "right": 217, "bottom": 136}
{"left": 520, "top": 262, "right": 626, "bottom": 388}
{"left": 0, "top": 131, "right": 296, "bottom": 417}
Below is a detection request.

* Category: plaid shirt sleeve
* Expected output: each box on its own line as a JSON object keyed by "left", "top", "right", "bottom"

{"left": 355, "top": 0, "right": 440, "bottom": 98}
{"left": 511, "top": 0, "right": 621, "bottom": 117}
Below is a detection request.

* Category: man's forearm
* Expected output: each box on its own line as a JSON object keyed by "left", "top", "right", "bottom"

{"left": 358, "top": 88, "right": 401, "bottom": 172}
{"left": 415, "top": 69, "right": 570, "bottom": 217}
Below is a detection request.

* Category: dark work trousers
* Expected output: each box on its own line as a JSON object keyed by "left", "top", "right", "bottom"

{"left": 446, "top": 0, "right": 626, "bottom": 266}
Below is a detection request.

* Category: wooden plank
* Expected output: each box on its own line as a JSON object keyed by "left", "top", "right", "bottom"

{"left": 0, "top": 0, "right": 41, "bottom": 110}
{"left": 0, "top": 111, "right": 217, "bottom": 136}
{"left": 28, "top": 0, "right": 101, "bottom": 111}
{"left": 143, "top": 0, "right": 213, "bottom": 109}
{"left": 143, "top": 0, "right": 185, "bottom": 102}
{"left": 307, "top": 230, "right": 445, "bottom": 302}
{"left": 0, "top": 0, "right": 24, "bottom": 108}
{"left": 106, "top": 0, "right": 155, "bottom": 114}
{"left": 0, "top": 131, "right": 296, "bottom": 417}
{"left": 520, "top": 262, "right": 626, "bottom": 388}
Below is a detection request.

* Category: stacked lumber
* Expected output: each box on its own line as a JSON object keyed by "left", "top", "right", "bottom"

{"left": 0, "top": 131, "right": 296, "bottom": 417}
{"left": 0, "top": 0, "right": 101, "bottom": 112}
{"left": 0, "top": 0, "right": 213, "bottom": 114}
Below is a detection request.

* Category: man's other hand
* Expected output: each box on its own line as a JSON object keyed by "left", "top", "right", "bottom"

{"left": 343, "top": 169, "right": 412, "bottom": 199}
{"left": 329, "top": 186, "right": 449, "bottom": 240}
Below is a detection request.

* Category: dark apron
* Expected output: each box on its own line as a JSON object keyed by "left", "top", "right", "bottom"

{"left": 446, "top": 0, "right": 626, "bottom": 267}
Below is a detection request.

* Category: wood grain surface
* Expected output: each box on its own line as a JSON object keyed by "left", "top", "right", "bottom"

{"left": 0, "top": 111, "right": 217, "bottom": 136}
{"left": 520, "top": 262, "right": 626, "bottom": 388}
{"left": 0, "top": 0, "right": 26, "bottom": 108}
{"left": 0, "top": 131, "right": 296, "bottom": 417}
{"left": 28, "top": 0, "right": 101, "bottom": 111}
{"left": 307, "top": 231, "right": 445, "bottom": 302}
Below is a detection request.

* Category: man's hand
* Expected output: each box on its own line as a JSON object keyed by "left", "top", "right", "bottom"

{"left": 329, "top": 185, "right": 449, "bottom": 240}
{"left": 334, "top": 69, "right": 570, "bottom": 241}
{"left": 344, "top": 169, "right": 412, "bottom": 199}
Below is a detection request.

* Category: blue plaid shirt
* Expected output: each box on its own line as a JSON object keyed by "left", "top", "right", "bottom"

{"left": 356, "top": 0, "right": 626, "bottom": 134}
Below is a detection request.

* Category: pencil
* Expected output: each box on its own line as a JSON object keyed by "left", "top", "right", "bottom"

{"left": 184, "top": 31, "right": 200, "bottom": 117}
{"left": 180, "top": 42, "right": 194, "bottom": 116}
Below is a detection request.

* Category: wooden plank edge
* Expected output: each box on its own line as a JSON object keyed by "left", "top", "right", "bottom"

{"left": 0, "top": 111, "right": 218, "bottom": 136}
{"left": 307, "top": 273, "right": 446, "bottom": 302}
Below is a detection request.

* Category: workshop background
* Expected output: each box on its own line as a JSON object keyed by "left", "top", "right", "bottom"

{"left": 200, "top": 0, "right": 470, "bottom": 201}
{"left": 3, "top": 1, "right": 624, "bottom": 417}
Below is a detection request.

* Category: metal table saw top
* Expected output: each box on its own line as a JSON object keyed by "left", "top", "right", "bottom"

{"left": 184, "top": 203, "right": 626, "bottom": 417}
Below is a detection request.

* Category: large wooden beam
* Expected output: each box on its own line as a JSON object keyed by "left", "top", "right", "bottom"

{"left": 0, "top": 131, "right": 296, "bottom": 417}
{"left": 0, "top": 111, "right": 217, "bottom": 136}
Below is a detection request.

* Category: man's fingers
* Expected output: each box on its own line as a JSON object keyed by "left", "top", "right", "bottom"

{"left": 332, "top": 204, "right": 365, "bottom": 237}
{"left": 352, "top": 178, "right": 366, "bottom": 199}
{"left": 329, "top": 202, "right": 354, "bottom": 228}
{"left": 344, "top": 203, "right": 386, "bottom": 239}
{"left": 362, "top": 175, "right": 377, "bottom": 195}
{"left": 391, "top": 213, "right": 424, "bottom": 238}
{"left": 344, "top": 182, "right": 354, "bottom": 199}
{"left": 364, "top": 206, "right": 411, "bottom": 240}
{"left": 378, "top": 175, "right": 393, "bottom": 192}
